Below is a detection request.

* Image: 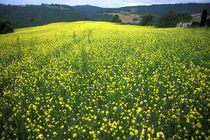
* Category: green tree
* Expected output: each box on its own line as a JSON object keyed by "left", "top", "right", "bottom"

{"left": 155, "top": 11, "right": 179, "bottom": 28}
{"left": 140, "top": 14, "right": 154, "bottom": 26}
{"left": 177, "top": 12, "right": 192, "bottom": 23}
{"left": 206, "top": 19, "right": 210, "bottom": 27}
{"left": 112, "top": 15, "right": 121, "bottom": 23}
{"left": 155, "top": 11, "right": 193, "bottom": 28}
{"left": 0, "top": 19, "right": 14, "bottom": 34}
{"left": 191, "top": 22, "right": 200, "bottom": 27}
{"left": 200, "top": 9, "right": 208, "bottom": 27}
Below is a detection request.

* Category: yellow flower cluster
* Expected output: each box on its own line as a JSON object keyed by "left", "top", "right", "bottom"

{"left": 0, "top": 21, "right": 209, "bottom": 139}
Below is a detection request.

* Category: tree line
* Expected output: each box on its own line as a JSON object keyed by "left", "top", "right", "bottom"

{"left": 112, "top": 10, "right": 210, "bottom": 28}
{"left": 0, "top": 19, "right": 14, "bottom": 34}
{"left": 1, "top": 9, "right": 209, "bottom": 34}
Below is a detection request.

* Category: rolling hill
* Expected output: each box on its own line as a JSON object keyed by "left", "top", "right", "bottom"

{"left": 115, "top": 3, "right": 210, "bottom": 18}
{"left": 0, "top": 4, "right": 89, "bottom": 28}
{"left": 0, "top": 3, "right": 210, "bottom": 28}
{"left": 74, "top": 5, "right": 105, "bottom": 16}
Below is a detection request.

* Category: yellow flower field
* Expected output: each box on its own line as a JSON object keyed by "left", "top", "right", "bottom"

{"left": 0, "top": 21, "right": 209, "bottom": 139}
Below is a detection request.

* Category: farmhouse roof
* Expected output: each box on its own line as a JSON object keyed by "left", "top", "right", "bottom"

{"left": 191, "top": 13, "right": 201, "bottom": 17}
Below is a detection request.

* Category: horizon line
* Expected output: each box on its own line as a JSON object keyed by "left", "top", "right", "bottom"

{"left": 0, "top": 2, "right": 209, "bottom": 8}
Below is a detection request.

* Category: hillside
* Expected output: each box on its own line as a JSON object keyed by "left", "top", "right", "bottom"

{"left": 0, "top": 3, "right": 210, "bottom": 28}
{"left": 0, "top": 4, "right": 89, "bottom": 28}
{"left": 106, "top": 3, "right": 210, "bottom": 18}
{"left": 105, "top": 12, "right": 141, "bottom": 23}
{"left": 74, "top": 5, "right": 105, "bottom": 16}
{"left": 73, "top": 5, "right": 113, "bottom": 22}
{"left": 0, "top": 21, "right": 209, "bottom": 139}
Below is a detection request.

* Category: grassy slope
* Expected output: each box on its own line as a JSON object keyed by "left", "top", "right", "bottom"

{"left": 0, "top": 5, "right": 89, "bottom": 28}
{"left": 0, "top": 21, "right": 209, "bottom": 139}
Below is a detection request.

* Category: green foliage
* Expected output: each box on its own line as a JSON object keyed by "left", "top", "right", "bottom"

{"left": 111, "top": 3, "right": 210, "bottom": 18}
{"left": 0, "top": 19, "right": 14, "bottom": 34}
{"left": 91, "top": 14, "right": 113, "bottom": 22}
{"left": 191, "top": 22, "right": 200, "bottom": 27}
{"left": 0, "top": 4, "right": 89, "bottom": 28}
{"left": 206, "top": 19, "right": 210, "bottom": 27}
{"left": 140, "top": 14, "right": 154, "bottom": 26}
{"left": 0, "top": 3, "right": 210, "bottom": 28}
{"left": 74, "top": 5, "right": 105, "bottom": 16}
{"left": 112, "top": 15, "right": 122, "bottom": 23}
{"left": 200, "top": 9, "right": 208, "bottom": 27}
{"left": 177, "top": 12, "right": 192, "bottom": 23}
{"left": 155, "top": 11, "right": 179, "bottom": 28}
{"left": 155, "top": 11, "right": 192, "bottom": 28}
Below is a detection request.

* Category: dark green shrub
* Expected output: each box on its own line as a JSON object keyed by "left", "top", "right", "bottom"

{"left": 155, "top": 11, "right": 178, "bottom": 28}
{"left": 206, "top": 19, "right": 210, "bottom": 27}
{"left": 0, "top": 19, "right": 14, "bottom": 34}
{"left": 112, "top": 15, "right": 121, "bottom": 23}
{"left": 200, "top": 9, "right": 207, "bottom": 27}
{"left": 191, "top": 22, "right": 200, "bottom": 27}
{"left": 155, "top": 11, "right": 191, "bottom": 28}
{"left": 140, "top": 14, "right": 154, "bottom": 26}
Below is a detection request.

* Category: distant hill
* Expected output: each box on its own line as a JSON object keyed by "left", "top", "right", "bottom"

{"left": 73, "top": 3, "right": 210, "bottom": 22}
{"left": 0, "top": 3, "right": 210, "bottom": 28}
{"left": 112, "top": 3, "right": 210, "bottom": 18}
{"left": 73, "top": 5, "right": 113, "bottom": 21}
{"left": 0, "top": 4, "right": 89, "bottom": 28}
{"left": 74, "top": 5, "right": 105, "bottom": 16}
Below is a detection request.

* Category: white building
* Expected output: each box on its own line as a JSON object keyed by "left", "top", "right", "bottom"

{"left": 191, "top": 13, "right": 202, "bottom": 22}
{"left": 177, "top": 13, "right": 202, "bottom": 28}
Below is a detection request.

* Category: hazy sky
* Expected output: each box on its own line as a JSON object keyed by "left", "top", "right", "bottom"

{"left": 0, "top": 0, "right": 209, "bottom": 8}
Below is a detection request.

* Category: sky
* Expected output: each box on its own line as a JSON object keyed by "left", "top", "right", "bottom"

{"left": 0, "top": 0, "right": 209, "bottom": 8}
